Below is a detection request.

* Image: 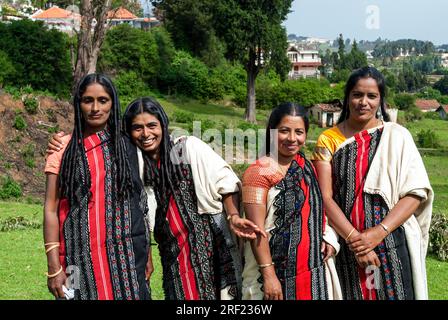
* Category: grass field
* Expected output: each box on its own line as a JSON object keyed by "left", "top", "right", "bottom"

{"left": 0, "top": 108, "right": 447, "bottom": 300}
{"left": 0, "top": 200, "right": 447, "bottom": 300}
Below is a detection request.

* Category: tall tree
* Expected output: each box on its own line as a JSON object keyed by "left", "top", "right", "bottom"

{"left": 72, "top": 0, "right": 112, "bottom": 94}
{"left": 214, "top": 0, "right": 292, "bottom": 122}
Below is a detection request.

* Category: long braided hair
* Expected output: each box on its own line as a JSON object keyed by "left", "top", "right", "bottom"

{"left": 338, "top": 66, "right": 390, "bottom": 124}
{"left": 122, "top": 97, "right": 176, "bottom": 208}
{"left": 59, "top": 73, "right": 133, "bottom": 205}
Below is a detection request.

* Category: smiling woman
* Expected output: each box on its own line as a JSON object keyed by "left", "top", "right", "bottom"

{"left": 312, "top": 67, "right": 433, "bottom": 300}
{"left": 43, "top": 74, "right": 151, "bottom": 300}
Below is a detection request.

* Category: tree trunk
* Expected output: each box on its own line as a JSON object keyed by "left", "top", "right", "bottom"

{"left": 72, "top": 0, "right": 112, "bottom": 95}
{"left": 244, "top": 48, "right": 259, "bottom": 123}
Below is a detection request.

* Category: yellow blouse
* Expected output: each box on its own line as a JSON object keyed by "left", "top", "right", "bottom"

{"left": 311, "top": 126, "right": 346, "bottom": 162}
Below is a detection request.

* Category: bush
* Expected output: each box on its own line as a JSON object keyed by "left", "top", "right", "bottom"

{"left": 164, "top": 51, "right": 212, "bottom": 100}
{"left": 405, "top": 107, "right": 423, "bottom": 122}
{"left": 13, "top": 114, "right": 27, "bottom": 130}
{"left": 423, "top": 111, "right": 441, "bottom": 120}
{"left": 0, "top": 20, "right": 72, "bottom": 95}
{"left": 172, "top": 110, "right": 194, "bottom": 124}
{"left": 394, "top": 93, "right": 416, "bottom": 110}
{"left": 0, "top": 176, "right": 22, "bottom": 200}
{"left": 0, "top": 49, "right": 15, "bottom": 87}
{"left": 429, "top": 213, "right": 448, "bottom": 261}
{"left": 22, "top": 143, "right": 35, "bottom": 168}
{"left": 23, "top": 96, "right": 38, "bottom": 114}
{"left": 113, "top": 71, "right": 154, "bottom": 109}
{"left": 417, "top": 129, "right": 440, "bottom": 148}
{"left": 99, "top": 24, "right": 158, "bottom": 85}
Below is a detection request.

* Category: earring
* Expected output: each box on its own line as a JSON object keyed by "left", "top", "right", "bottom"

{"left": 376, "top": 107, "right": 383, "bottom": 121}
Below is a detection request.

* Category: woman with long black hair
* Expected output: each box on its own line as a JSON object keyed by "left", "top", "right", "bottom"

{"left": 43, "top": 74, "right": 151, "bottom": 300}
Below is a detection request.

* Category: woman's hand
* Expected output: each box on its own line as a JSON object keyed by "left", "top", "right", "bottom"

{"left": 262, "top": 270, "right": 283, "bottom": 300}
{"left": 47, "top": 267, "right": 67, "bottom": 299}
{"left": 347, "top": 225, "right": 387, "bottom": 256}
{"left": 354, "top": 250, "right": 380, "bottom": 268}
{"left": 46, "top": 131, "right": 65, "bottom": 155}
{"left": 145, "top": 256, "right": 154, "bottom": 282}
{"left": 321, "top": 241, "right": 335, "bottom": 262}
{"left": 229, "top": 215, "right": 267, "bottom": 240}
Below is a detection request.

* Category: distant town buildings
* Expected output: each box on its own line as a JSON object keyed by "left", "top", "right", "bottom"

{"left": 0, "top": 3, "right": 159, "bottom": 34}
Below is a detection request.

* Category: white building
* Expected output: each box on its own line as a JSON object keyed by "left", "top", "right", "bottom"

{"left": 287, "top": 46, "right": 322, "bottom": 79}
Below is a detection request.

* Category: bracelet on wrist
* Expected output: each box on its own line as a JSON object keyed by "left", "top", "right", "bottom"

{"left": 226, "top": 213, "right": 239, "bottom": 221}
{"left": 258, "top": 262, "right": 275, "bottom": 269}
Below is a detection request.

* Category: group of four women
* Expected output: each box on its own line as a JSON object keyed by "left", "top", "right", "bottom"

{"left": 43, "top": 67, "right": 433, "bottom": 300}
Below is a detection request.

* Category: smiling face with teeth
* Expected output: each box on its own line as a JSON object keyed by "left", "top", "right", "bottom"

{"left": 130, "top": 112, "right": 163, "bottom": 158}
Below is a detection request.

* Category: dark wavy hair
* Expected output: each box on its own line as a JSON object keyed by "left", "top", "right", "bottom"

{"left": 122, "top": 97, "right": 174, "bottom": 195}
{"left": 59, "top": 73, "right": 132, "bottom": 203}
{"left": 265, "top": 102, "right": 309, "bottom": 156}
{"left": 338, "top": 66, "right": 390, "bottom": 123}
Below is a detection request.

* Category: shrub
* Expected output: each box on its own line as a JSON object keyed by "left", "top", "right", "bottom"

{"left": 0, "top": 20, "right": 72, "bottom": 95}
{"left": 23, "top": 96, "right": 38, "bottom": 114}
{"left": 429, "top": 213, "right": 448, "bottom": 261}
{"left": 13, "top": 114, "right": 27, "bottom": 130}
{"left": 423, "top": 111, "right": 441, "bottom": 120}
{"left": 172, "top": 110, "right": 194, "bottom": 124}
{"left": 22, "top": 143, "right": 35, "bottom": 168}
{"left": 405, "top": 107, "right": 423, "bottom": 122}
{"left": 394, "top": 93, "right": 416, "bottom": 111}
{"left": 0, "top": 49, "right": 15, "bottom": 87}
{"left": 417, "top": 129, "right": 441, "bottom": 148}
{"left": 0, "top": 176, "right": 22, "bottom": 200}
{"left": 0, "top": 216, "right": 41, "bottom": 232}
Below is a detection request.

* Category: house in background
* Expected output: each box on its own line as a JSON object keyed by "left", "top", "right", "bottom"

{"left": 415, "top": 99, "right": 441, "bottom": 112}
{"left": 310, "top": 100, "right": 398, "bottom": 128}
{"left": 309, "top": 100, "right": 342, "bottom": 128}
{"left": 436, "top": 105, "right": 448, "bottom": 119}
{"left": 31, "top": 6, "right": 80, "bottom": 34}
{"left": 287, "top": 46, "right": 322, "bottom": 79}
{"left": 107, "top": 7, "right": 159, "bottom": 30}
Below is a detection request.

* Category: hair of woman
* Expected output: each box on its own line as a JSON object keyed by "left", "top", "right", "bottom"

{"left": 265, "top": 102, "right": 309, "bottom": 156}
{"left": 59, "top": 73, "right": 132, "bottom": 203}
{"left": 338, "top": 66, "right": 390, "bottom": 123}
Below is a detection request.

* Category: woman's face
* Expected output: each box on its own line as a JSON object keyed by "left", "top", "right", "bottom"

{"left": 80, "top": 83, "right": 112, "bottom": 132}
{"left": 130, "top": 112, "right": 163, "bottom": 157}
{"left": 348, "top": 77, "right": 381, "bottom": 123}
{"left": 275, "top": 115, "right": 307, "bottom": 159}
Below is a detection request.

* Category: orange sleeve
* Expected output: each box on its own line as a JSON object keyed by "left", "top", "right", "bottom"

{"left": 44, "top": 135, "right": 72, "bottom": 175}
{"left": 242, "top": 158, "right": 283, "bottom": 205}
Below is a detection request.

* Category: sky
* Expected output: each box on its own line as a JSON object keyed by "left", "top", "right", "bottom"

{"left": 283, "top": 0, "right": 448, "bottom": 45}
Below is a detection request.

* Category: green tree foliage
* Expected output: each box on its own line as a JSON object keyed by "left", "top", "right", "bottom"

{"left": 151, "top": 0, "right": 220, "bottom": 62}
{"left": 0, "top": 50, "right": 15, "bottom": 87}
{"left": 372, "top": 39, "right": 435, "bottom": 58}
{"left": 394, "top": 93, "right": 416, "bottom": 110}
{"left": 98, "top": 24, "right": 159, "bottom": 85}
{"left": 213, "top": 0, "right": 293, "bottom": 122}
{"left": 434, "top": 75, "right": 448, "bottom": 95}
{"left": 0, "top": 20, "right": 72, "bottom": 95}
{"left": 417, "top": 129, "right": 440, "bottom": 148}
{"left": 396, "top": 63, "right": 427, "bottom": 92}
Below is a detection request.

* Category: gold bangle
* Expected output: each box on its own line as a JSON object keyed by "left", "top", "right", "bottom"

{"left": 226, "top": 213, "right": 239, "bottom": 221}
{"left": 379, "top": 222, "right": 389, "bottom": 234}
{"left": 46, "top": 266, "right": 63, "bottom": 278}
{"left": 258, "top": 262, "right": 275, "bottom": 269}
{"left": 45, "top": 244, "right": 60, "bottom": 254}
{"left": 345, "top": 228, "right": 356, "bottom": 242}
{"left": 44, "top": 242, "right": 60, "bottom": 246}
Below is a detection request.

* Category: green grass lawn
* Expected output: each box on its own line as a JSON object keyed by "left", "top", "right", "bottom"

{"left": 1, "top": 200, "right": 447, "bottom": 300}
